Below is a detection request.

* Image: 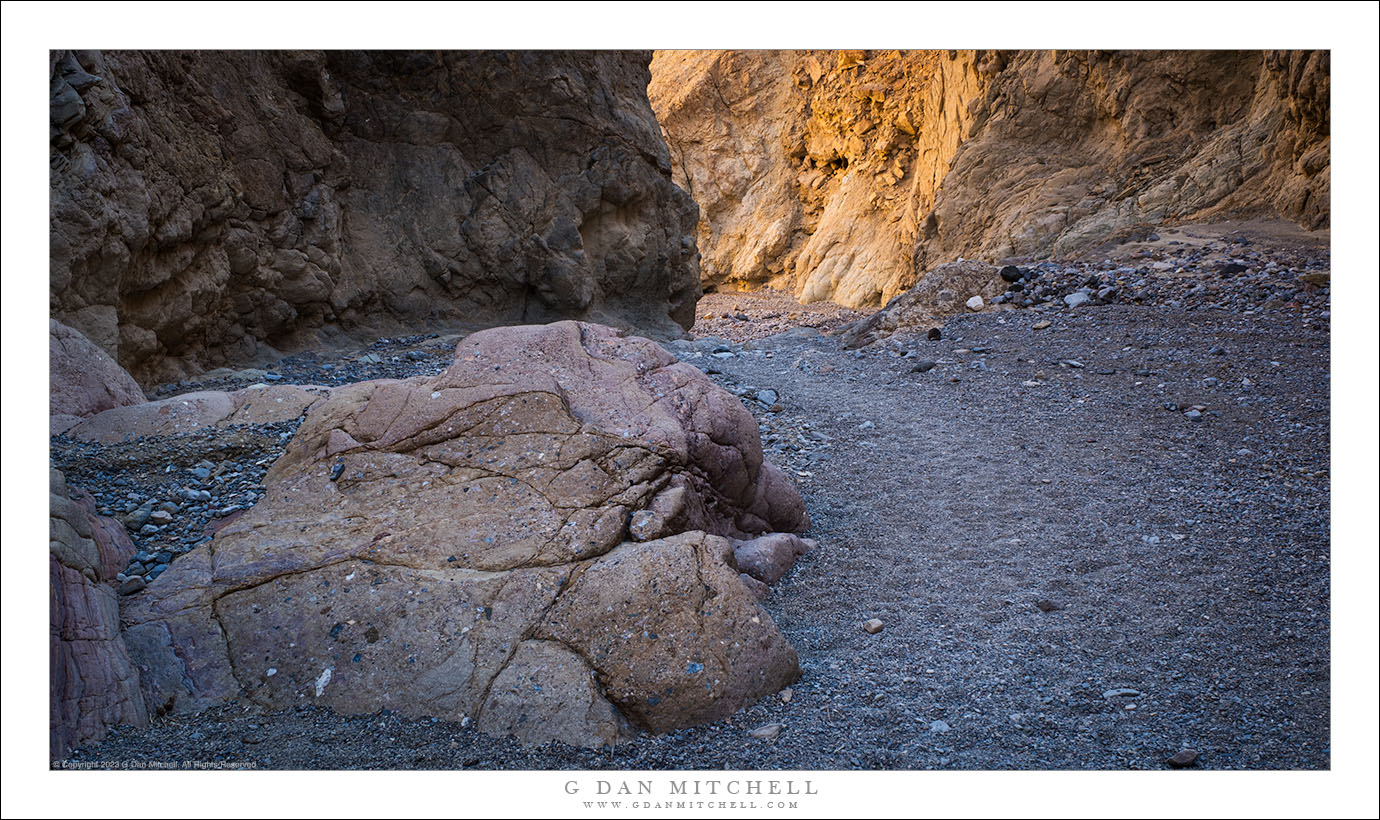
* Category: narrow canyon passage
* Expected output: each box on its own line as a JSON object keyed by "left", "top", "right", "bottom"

{"left": 43, "top": 46, "right": 1337, "bottom": 773}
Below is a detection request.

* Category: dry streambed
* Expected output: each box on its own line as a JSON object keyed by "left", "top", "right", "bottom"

{"left": 58, "top": 294, "right": 1329, "bottom": 769}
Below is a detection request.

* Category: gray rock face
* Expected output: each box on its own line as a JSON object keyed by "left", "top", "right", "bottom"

{"left": 50, "top": 50, "right": 701, "bottom": 386}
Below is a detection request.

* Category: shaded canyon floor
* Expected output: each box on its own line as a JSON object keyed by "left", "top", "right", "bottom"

{"left": 56, "top": 291, "right": 1329, "bottom": 769}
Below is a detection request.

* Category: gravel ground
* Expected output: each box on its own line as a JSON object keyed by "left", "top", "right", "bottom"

{"left": 56, "top": 226, "right": 1330, "bottom": 771}
{"left": 148, "top": 333, "right": 458, "bottom": 399}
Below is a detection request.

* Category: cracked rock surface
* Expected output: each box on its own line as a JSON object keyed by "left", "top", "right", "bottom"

{"left": 119, "top": 322, "right": 806, "bottom": 746}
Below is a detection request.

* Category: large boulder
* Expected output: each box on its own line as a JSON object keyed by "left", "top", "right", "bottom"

{"left": 50, "top": 51, "right": 700, "bottom": 386}
{"left": 50, "top": 469, "right": 146, "bottom": 758}
{"left": 122, "top": 322, "right": 807, "bottom": 746}
{"left": 50, "top": 319, "right": 146, "bottom": 435}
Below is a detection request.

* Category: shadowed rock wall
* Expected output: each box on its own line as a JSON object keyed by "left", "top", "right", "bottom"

{"left": 50, "top": 50, "right": 701, "bottom": 385}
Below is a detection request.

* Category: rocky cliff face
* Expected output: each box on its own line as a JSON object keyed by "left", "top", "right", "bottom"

{"left": 649, "top": 49, "right": 1328, "bottom": 307}
{"left": 51, "top": 50, "right": 700, "bottom": 386}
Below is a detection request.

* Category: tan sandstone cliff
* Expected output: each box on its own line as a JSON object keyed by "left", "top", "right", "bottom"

{"left": 50, "top": 50, "right": 701, "bottom": 386}
{"left": 649, "top": 49, "right": 1329, "bottom": 308}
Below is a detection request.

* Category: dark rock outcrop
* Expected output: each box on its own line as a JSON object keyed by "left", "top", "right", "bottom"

{"left": 121, "top": 322, "right": 805, "bottom": 746}
{"left": 50, "top": 50, "right": 700, "bottom": 386}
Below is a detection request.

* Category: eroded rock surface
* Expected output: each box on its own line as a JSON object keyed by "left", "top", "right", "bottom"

{"left": 51, "top": 319, "right": 146, "bottom": 435}
{"left": 122, "top": 322, "right": 805, "bottom": 746}
{"left": 51, "top": 50, "right": 700, "bottom": 386}
{"left": 66, "top": 383, "right": 331, "bottom": 445}
{"left": 51, "top": 469, "right": 147, "bottom": 757}
{"left": 650, "top": 49, "right": 1328, "bottom": 307}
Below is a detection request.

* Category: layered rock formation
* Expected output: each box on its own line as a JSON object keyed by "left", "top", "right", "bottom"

{"left": 121, "top": 322, "right": 807, "bottom": 746}
{"left": 51, "top": 50, "right": 700, "bottom": 386}
{"left": 649, "top": 49, "right": 1329, "bottom": 307}
{"left": 51, "top": 469, "right": 147, "bottom": 757}
{"left": 50, "top": 319, "right": 146, "bottom": 435}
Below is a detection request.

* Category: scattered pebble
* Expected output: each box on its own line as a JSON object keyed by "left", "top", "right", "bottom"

{"left": 1168, "top": 749, "right": 1200, "bottom": 768}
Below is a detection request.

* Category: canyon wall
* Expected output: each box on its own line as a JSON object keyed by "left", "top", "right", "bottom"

{"left": 50, "top": 50, "right": 701, "bottom": 385}
{"left": 649, "top": 49, "right": 1329, "bottom": 307}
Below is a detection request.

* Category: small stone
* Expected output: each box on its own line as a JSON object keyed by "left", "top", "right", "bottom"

{"left": 1167, "top": 749, "right": 1199, "bottom": 768}
{"left": 148, "top": 510, "right": 173, "bottom": 525}
{"left": 1035, "top": 599, "right": 1062, "bottom": 613}
{"left": 911, "top": 360, "right": 937, "bottom": 373}
{"left": 1102, "top": 688, "right": 1140, "bottom": 699}
{"left": 965, "top": 295, "right": 985, "bottom": 312}
{"left": 117, "top": 577, "right": 147, "bottom": 595}
{"left": 1064, "top": 292, "right": 1091, "bottom": 308}
{"left": 863, "top": 618, "right": 884, "bottom": 634}
{"left": 927, "top": 328, "right": 942, "bottom": 341}
{"left": 1000, "top": 265, "right": 1023, "bottom": 283}
{"left": 329, "top": 460, "right": 345, "bottom": 481}
{"left": 1032, "top": 320, "right": 1051, "bottom": 330}
{"left": 749, "top": 723, "right": 783, "bottom": 741}
{"left": 779, "top": 687, "right": 793, "bottom": 703}
{"left": 929, "top": 720, "right": 951, "bottom": 733}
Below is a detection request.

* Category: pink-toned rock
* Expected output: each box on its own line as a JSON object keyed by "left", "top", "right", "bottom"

{"left": 732, "top": 533, "right": 816, "bottom": 585}
{"left": 739, "top": 573, "right": 771, "bottom": 602}
{"left": 67, "top": 384, "right": 330, "bottom": 444}
{"left": 123, "top": 322, "right": 807, "bottom": 747}
{"left": 50, "top": 469, "right": 146, "bottom": 758}
{"left": 50, "top": 319, "right": 145, "bottom": 427}
{"left": 70, "top": 487, "right": 137, "bottom": 581}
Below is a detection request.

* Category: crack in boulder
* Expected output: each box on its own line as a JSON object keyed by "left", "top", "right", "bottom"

{"left": 120, "top": 322, "right": 810, "bottom": 747}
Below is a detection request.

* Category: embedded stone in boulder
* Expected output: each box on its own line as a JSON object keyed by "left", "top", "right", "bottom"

{"left": 732, "top": 533, "right": 816, "bottom": 585}
{"left": 122, "top": 321, "right": 807, "bottom": 746}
